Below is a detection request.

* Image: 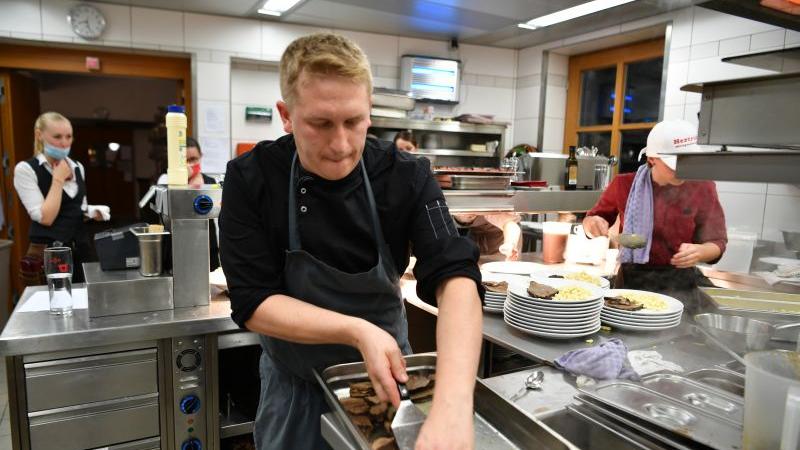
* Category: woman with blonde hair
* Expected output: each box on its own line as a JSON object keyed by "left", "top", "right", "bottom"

{"left": 13, "top": 112, "right": 109, "bottom": 285}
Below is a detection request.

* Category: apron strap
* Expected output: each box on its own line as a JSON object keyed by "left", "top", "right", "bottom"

{"left": 287, "top": 153, "right": 386, "bottom": 251}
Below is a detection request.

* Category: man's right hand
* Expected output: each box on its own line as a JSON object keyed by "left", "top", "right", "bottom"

{"left": 583, "top": 215, "right": 609, "bottom": 238}
{"left": 52, "top": 160, "right": 72, "bottom": 183}
{"left": 352, "top": 320, "right": 407, "bottom": 407}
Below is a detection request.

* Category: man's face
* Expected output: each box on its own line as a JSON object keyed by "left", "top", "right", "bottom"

{"left": 277, "top": 71, "right": 371, "bottom": 180}
{"left": 648, "top": 157, "right": 681, "bottom": 186}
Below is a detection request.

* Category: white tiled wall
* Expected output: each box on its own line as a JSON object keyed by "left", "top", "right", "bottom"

{"left": 515, "top": 6, "right": 799, "bottom": 243}
{"left": 0, "top": 1, "right": 518, "bottom": 169}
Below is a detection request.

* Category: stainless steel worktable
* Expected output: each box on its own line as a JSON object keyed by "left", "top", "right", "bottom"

{"left": 402, "top": 279, "right": 689, "bottom": 364}
{"left": 0, "top": 285, "right": 238, "bottom": 356}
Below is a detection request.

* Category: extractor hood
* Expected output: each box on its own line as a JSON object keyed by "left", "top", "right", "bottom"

{"left": 699, "top": 0, "right": 800, "bottom": 32}
{"left": 672, "top": 72, "right": 800, "bottom": 183}
{"left": 722, "top": 46, "right": 800, "bottom": 73}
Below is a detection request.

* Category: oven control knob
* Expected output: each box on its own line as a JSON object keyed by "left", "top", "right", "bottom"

{"left": 180, "top": 395, "right": 201, "bottom": 415}
{"left": 181, "top": 438, "right": 202, "bottom": 450}
{"left": 193, "top": 195, "right": 213, "bottom": 215}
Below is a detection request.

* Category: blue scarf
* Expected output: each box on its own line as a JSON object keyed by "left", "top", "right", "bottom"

{"left": 620, "top": 164, "right": 654, "bottom": 264}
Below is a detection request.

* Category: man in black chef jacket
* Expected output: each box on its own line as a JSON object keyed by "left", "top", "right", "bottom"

{"left": 219, "top": 33, "right": 484, "bottom": 450}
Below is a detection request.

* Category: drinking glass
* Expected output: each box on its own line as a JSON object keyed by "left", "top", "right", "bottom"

{"left": 44, "top": 247, "right": 73, "bottom": 315}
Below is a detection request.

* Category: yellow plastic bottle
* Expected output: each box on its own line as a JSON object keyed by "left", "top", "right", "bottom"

{"left": 166, "top": 104, "right": 188, "bottom": 185}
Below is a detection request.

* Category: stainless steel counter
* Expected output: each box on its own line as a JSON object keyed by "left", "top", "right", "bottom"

{"left": 443, "top": 189, "right": 603, "bottom": 214}
{"left": 0, "top": 285, "right": 237, "bottom": 356}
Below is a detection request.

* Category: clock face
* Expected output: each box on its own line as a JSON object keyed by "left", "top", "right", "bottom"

{"left": 67, "top": 4, "right": 106, "bottom": 40}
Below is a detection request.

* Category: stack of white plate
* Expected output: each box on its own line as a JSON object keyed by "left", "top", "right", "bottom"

{"left": 530, "top": 269, "right": 611, "bottom": 291}
{"left": 504, "top": 278, "right": 604, "bottom": 339}
{"left": 600, "top": 289, "right": 684, "bottom": 331}
{"left": 481, "top": 272, "right": 527, "bottom": 314}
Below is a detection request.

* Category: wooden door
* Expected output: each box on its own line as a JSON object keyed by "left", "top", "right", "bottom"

{"left": 0, "top": 70, "right": 40, "bottom": 304}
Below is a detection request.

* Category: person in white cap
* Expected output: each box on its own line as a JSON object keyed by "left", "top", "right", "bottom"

{"left": 582, "top": 119, "right": 727, "bottom": 312}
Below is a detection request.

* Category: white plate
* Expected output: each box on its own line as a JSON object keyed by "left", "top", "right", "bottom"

{"left": 506, "top": 298, "right": 603, "bottom": 316}
{"left": 504, "top": 309, "right": 601, "bottom": 332}
{"left": 504, "top": 316, "right": 601, "bottom": 339}
{"left": 508, "top": 293, "right": 603, "bottom": 310}
{"left": 601, "top": 317, "right": 682, "bottom": 331}
{"left": 510, "top": 278, "right": 604, "bottom": 304}
{"left": 505, "top": 304, "right": 600, "bottom": 324}
{"left": 482, "top": 261, "right": 544, "bottom": 275}
{"left": 601, "top": 308, "right": 682, "bottom": 322}
{"left": 485, "top": 293, "right": 507, "bottom": 299}
{"left": 483, "top": 306, "right": 503, "bottom": 314}
{"left": 600, "top": 314, "right": 681, "bottom": 327}
{"left": 604, "top": 289, "right": 684, "bottom": 316}
{"left": 530, "top": 269, "right": 611, "bottom": 290}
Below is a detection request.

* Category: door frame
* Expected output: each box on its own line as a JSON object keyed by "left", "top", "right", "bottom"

{"left": 0, "top": 42, "right": 192, "bottom": 303}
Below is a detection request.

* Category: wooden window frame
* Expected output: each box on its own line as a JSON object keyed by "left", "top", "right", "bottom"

{"left": 563, "top": 38, "right": 665, "bottom": 158}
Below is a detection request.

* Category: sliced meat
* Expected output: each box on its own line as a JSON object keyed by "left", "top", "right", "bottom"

{"left": 351, "top": 415, "right": 373, "bottom": 437}
{"left": 350, "top": 381, "right": 376, "bottom": 398}
{"left": 604, "top": 296, "right": 644, "bottom": 311}
{"left": 365, "top": 396, "right": 382, "bottom": 405}
{"left": 340, "top": 397, "right": 370, "bottom": 415}
{"left": 482, "top": 280, "right": 508, "bottom": 293}
{"left": 406, "top": 373, "right": 433, "bottom": 392}
{"left": 371, "top": 436, "right": 398, "bottom": 450}
{"left": 410, "top": 387, "right": 434, "bottom": 402}
{"left": 528, "top": 281, "right": 558, "bottom": 299}
{"left": 369, "top": 402, "right": 388, "bottom": 417}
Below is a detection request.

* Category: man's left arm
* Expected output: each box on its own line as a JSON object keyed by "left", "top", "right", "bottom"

{"left": 406, "top": 158, "right": 483, "bottom": 449}
{"left": 416, "top": 276, "right": 482, "bottom": 449}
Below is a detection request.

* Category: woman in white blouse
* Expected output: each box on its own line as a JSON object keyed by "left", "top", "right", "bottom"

{"left": 13, "top": 112, "right": 109, "bottom": 285}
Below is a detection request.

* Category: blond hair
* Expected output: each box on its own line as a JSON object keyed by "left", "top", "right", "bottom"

{"left": 279, "top": 33, "right": 373, "bottom": 107}
{"left": 33, "top": 111, "right": 70, "bottom": 155}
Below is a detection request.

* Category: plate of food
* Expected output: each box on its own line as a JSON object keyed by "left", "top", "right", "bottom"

{"left": 530, "top": 269, "right": 611, "bottom": 290}
{"left": 510, "top": 278, "right": 604, "bottom": 304}
{"left": 602, "top": 289, "right": 684, "bottom": 316}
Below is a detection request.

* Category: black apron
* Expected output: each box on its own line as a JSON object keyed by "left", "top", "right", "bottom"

{"left": 253, "top": 155, "right": 412, "bottom": 450}
{"left": 617, "top": 264, "right": 715, "bottom": 316}
{"left": 26, "top": 158, "right": 90, "bottom": 282}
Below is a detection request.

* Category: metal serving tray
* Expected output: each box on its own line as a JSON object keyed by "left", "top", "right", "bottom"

{"left": 639, "top": 374, "right": 743, "bottom": 425}
{"left": 579, "top": 381, "right": 741, "bottom": 450}
{"left": 702, "top": 287, "right": 800, "bottom": 320}
{"left": 685, "top": 369, "right": 745, "bottom": 397}
{"left": 448, "top": 175, "right": 512, "bottom": 190}
{"left": 314, "top": 353, "right": 577, "bottom": 450}
{"left": 573, "top": 395, "right": 701, "bottom": 450}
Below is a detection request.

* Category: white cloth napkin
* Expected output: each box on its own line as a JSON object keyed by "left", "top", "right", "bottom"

{"left": 88, "top": 204, "right": 111, "bottom": 221}
{"left": 627, "top": 350, "right": 684, "bottom": 377}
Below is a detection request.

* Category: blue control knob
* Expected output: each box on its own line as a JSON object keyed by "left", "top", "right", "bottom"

{"left": 181, "top": 438, "right": 202, "bottom": 450}
{"left": 193, "top": 195, "right": 213, "bottom": 215}
{"left": 180, "top": 395, "right": 201, "bottom": 414}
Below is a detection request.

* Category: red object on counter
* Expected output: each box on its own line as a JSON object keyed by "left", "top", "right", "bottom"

{"left": 511, "top": 180, "right": 547, "bottom": 187}
{"left": 586, "top": 172, "right": 728, "bottom": 266}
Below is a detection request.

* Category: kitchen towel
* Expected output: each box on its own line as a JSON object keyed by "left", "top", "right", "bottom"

{"left": 620, "top": 164, "right": 653, "bottom": 264}
{"left": 627, "top": 350, "right": 684, "bottom": 376}
{"left": 554, "top": 338, "right": 638, "bottom": 381}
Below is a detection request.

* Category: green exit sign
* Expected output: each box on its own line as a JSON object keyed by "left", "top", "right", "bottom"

{"left": 245, "top": 106, "right": 272, "bottom": 122}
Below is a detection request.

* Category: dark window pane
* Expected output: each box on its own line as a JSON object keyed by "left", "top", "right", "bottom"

{"left": 577, "top": 132, "right": 612, "bottom": 157}
{"left": 579, "top": 67, "right": 616, "bottom": 126}
{"left": 619, "top": 129, "right": 650, "bottom": 173}
{"left": 623, "top": 58, "right": 663, "bottom": 124}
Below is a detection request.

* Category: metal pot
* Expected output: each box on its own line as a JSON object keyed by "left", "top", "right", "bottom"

{"left": 694, "top": 313, "right": 800, "bottom": 353}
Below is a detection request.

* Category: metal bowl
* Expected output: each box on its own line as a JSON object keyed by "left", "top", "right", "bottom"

{"left": 694, "top": 313, "right": 773, "bottom": 353}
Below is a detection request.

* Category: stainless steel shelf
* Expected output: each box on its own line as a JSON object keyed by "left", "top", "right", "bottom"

{"left": 671, "top": 150, "right": 800, "bottom": 183}
{"left": 370, "top": 116, "right": 507, "bottom": 134}
{"left": 415, "top": 149, "right": 497, "bottom": 158}
{"left": 220, "top": 409, "right": 255, "bottom": 439}
{"left": 443, "top": 189, "right": 603, "bottom": 214}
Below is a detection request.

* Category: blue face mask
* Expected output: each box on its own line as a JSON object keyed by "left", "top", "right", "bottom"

{"left": 43, "top": 142, "right": 70, "bottom": 160}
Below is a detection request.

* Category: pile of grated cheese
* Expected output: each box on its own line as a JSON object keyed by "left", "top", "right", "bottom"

{"left": 564, "top": 271, "right": 603, "bottom": 287}
{"left": 620, "top": 292, "right": 668, "bottom": 311}
{"left": 554, "top": 285, "right": 594, "bottom": 301}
